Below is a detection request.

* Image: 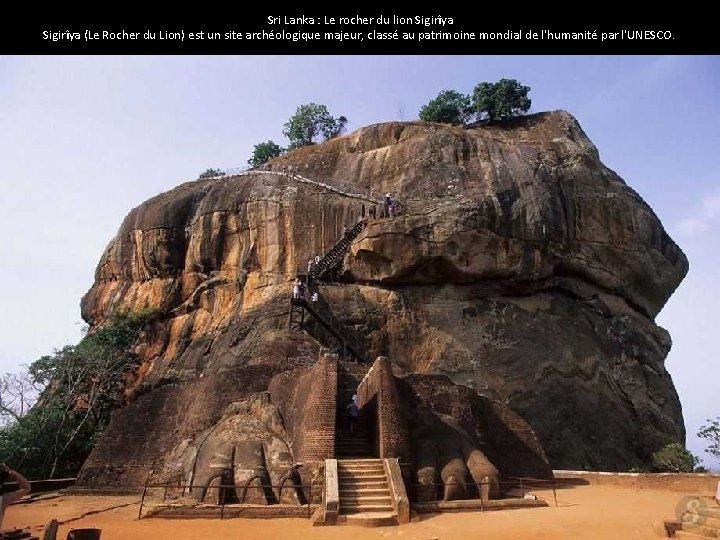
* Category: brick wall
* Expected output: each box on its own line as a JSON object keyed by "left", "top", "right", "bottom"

{"left": 356, "top": 356, "right": 410, "bottom": 461}
{"left": 293, "top": 353, "right": 338, "bottom": 461}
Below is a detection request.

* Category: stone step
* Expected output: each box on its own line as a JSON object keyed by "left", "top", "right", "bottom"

{"left": 339, "top": 465, "right": 385, "bottom": 471}
{"left": 338, "top": 480, "right": 388, "bottom": 490}
{"left": 338, "top": 471, "right": 386, "bottom": 477}
{"left": 340, "top": 496, "right": 393, "bottom": 505}
{"left": 340, "top": 504, "right": 394, "bottom": 513}
{"left": 339, "top": 468, "right": 385, "bottom": 474}
{"left": 340, "top": 488, "right": 391, "bottom": 497}
{"left": 339, "top": 459, "right": 383, "bottom": 463}
{"left": 337, "top": 512, "right": 398, "bottom": 527}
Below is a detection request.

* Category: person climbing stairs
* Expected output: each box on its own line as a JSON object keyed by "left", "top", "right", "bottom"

{"left": 336, "top": 361, "right": 373, "bottom": 458}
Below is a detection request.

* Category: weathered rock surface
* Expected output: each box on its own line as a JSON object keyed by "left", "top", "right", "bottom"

{"left": 78, "top": 111, "right": 687, "bottom": 483}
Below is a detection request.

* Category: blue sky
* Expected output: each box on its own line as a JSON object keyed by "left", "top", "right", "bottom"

{"left": 0, "top": 56, "right": 718, "bottom": 469}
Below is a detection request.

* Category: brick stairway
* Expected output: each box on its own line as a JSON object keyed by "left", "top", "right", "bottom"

{"left": 337, "top": 459, "right": 397, "bottom": 526}
{"left": 674, "top": 501, "right": 720, "bottom": 538}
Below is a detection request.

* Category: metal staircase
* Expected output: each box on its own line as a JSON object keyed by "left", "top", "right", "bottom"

{"left": 309, "top": 220, "right": 366, "bottom": 281}
{"left": 288, "top": 296, "right": 366, "bottom": 363}
{"left": 288, "top": 220, "right": 368, "bottom": 363}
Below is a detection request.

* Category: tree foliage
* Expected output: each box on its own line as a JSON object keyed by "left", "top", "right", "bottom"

{"left": 0, "top": 309, "right": 157, "bottom": 478}
{"left": 472, "top": 79, "right": 532, "bottom": 121}
{"left": 248, "top": 140, "right": 284, "bottom": 168}
{"left": 198, "top": 168, "right": 225, "bottom": 179}
{"left": 419, "top": 90, "right": 473, "bottom": 124}
{"left": 651, "top": 443, "right": 703, "bottom": 473}
{"left": 698, "top": 417, "right": 720, "bottom": 459}
{"left": 282, "top": 103, "right": 347, "bottom": 148}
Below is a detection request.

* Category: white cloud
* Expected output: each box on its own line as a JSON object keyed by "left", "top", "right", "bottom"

{"left": 675, "top": 190, "right": 720, "bottom": 237}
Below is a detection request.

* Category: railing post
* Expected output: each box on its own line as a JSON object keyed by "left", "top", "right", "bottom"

{"left": 220, "top": 484, "right": 225, "bottom": 520}
{"left": 138, "top": 485, "right": 147, "bottom": 520}
{"left": 307, "top": 483, "right": 312, "bottom": 519}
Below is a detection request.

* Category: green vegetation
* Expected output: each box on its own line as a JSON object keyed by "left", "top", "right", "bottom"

{"left": 651, "top": 443, "right": 703, "bottom": 473}
{"left": 282, "top": 103, "right": 347, "bottom": 149}
{"left": 473, "top": 79, "right": 532, "bottom": 121}
{"left": 418, "top": 90, "right": 473, "bottom": 124}
{"left": 198, "top": 168, "right": 225, "bottom": 179}
{"left": 698, "top": 417, "right": 720, "bottom": 459}
{"left": 0, "top": 309, "right": 157, "bottom": 479}
{"left": 248, "top": 140, "right": 284, "bottom": 167}
{"left": 418, "top": 79, "right": 532, "bottom": 124}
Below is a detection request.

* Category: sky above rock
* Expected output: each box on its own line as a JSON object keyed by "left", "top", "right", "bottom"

{"left": 0, "top": 55, "right": 717, "bottom": 470}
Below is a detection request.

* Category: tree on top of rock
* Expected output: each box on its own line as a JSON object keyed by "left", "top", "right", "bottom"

{"left": 198, "top": 168, "right": 225, "bottom": 179}
{"left": 473, "top": 79, "right": 531, "bottom": 121}
{"left": 282, "top": 103, "right": 347, "bottom": 149}
{"left": 418, "top": 90, "right": 473, "bottom": 124}
{"left": 248, "top": 140, "right": 284, "bottom": 168}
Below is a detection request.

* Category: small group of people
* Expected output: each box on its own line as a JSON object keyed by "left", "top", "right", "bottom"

{"left": 383, "top": 192, "right": 398, "bottom": 218}
{"left": 0, "top": 463, "right": 31, "bottom": 527}
{"left": 306, "top": 254, "right": 322, "bottom": 274}
{"left": 292, "top": 279, "right": 318, "bottom": 302}
{"left": 292, "top": 279, "right": 306, "bottom": 300}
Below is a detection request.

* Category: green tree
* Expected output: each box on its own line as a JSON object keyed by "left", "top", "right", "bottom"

{"left": 0, "top": 309, "right": 156, "bottom": 478}
{"left": 198, "top": 168, "right": 225, "bottom": 179}
{"left": 698, "top": 417, "right": 720, "bottom": 459}
{"left": 419, "top": 90, "right": 473, "bottom": 124}
{"left": 282, "top": 103, "right": 346, "bottom": 148}
{"left": 651, "top": 443, "right": 702, "bottom": 473}
{"left": 472, "top": 79, "right": 531, "bottom": 121}
{"left": 248, "top": 140, "right": 284, "bottom": 168}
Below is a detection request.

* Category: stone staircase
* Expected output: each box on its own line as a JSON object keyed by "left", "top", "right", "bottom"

{"left": 337, "top": 459, "right": 397, "bottom": 526}
{"left": 335, "top": 415, "right": 373, "bottom": 458}
{"left": 336, "top": 361, "right": 373, "bottom": 458}
{"left": 672, "top": 499, "right": 720, "bottom": 538}
{"left": 309, "top": 220, "right": 366, "bottom": 281}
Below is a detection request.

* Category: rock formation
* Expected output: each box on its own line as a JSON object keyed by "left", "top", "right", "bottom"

{"left": 77, "top": 111, "right": 687, "bottom": 492}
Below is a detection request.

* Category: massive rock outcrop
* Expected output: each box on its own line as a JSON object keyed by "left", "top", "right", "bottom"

{"left": 78, "top": 111, "right": 687, "bottom": 487}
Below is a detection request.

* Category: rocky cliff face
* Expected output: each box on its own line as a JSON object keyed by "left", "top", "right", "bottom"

{"left": 79, "top": 111, "right": 687, "bottom": 480}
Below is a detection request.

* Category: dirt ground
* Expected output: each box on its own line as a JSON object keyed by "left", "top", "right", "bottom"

{"left": 3, "top": 485, "right": 703, "bottom": 540}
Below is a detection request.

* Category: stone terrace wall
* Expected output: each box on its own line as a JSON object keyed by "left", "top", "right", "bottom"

{"left": 356, "top": 356, "right": 410, "bottom": 462}
{"left": 555, "top": 470, "right": 720, "bottom": 494}
{"left": 77, "top": 385, "right": 186, "bottom": 491}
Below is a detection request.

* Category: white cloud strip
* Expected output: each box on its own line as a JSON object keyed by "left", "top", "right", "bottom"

{"left": 676, "top": 191, "right": 720, "bottom": 236}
